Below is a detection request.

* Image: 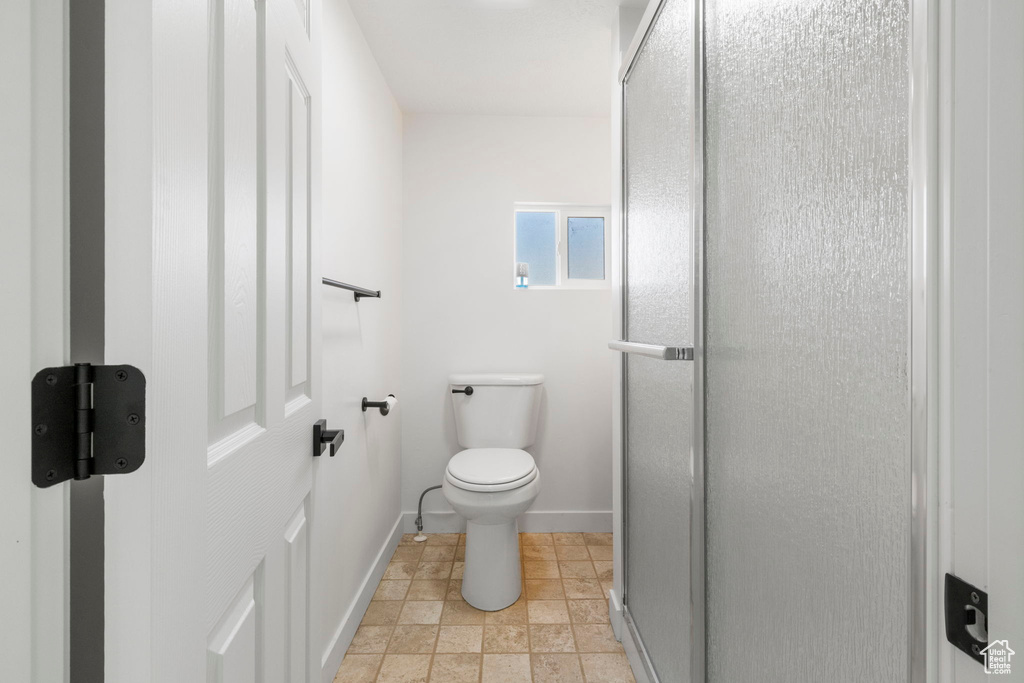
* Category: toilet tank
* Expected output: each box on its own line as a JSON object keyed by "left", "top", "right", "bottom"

{"left": 449, "top": 374, "right": 544, "bottom": 449}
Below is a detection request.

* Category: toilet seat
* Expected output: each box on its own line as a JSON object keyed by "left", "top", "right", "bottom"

{"left": 445, "top": 448, "right": 538, "bottom": 492}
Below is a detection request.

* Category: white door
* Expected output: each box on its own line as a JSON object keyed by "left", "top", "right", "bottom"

{"left": 0, "top": 1, "right": 69, "bottom": 681}
{"left": 103, "top": 0, "right": 322, "bottom": 680}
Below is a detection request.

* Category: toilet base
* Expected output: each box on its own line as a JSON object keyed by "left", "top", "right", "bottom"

{"left": 461, "top": 519, "right": 522, "bottom": 611}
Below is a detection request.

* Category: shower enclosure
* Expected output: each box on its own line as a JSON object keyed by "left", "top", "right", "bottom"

{"left": 614, "top": 0, "right": 931, "bottom": 680}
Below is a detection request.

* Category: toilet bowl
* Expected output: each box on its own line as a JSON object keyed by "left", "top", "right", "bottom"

{"left": 443, "top": 374, "right": 544, "bottom": 611}
{"left": 442, "top": 448, "right": 540, "bottom": 610}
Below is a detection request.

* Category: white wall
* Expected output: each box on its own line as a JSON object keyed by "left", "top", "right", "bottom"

{"left": 316, "top": 0, "right": 403, "bottom": 678}
{"left": 401, "top": 114, "right": 614, "bottom": 530}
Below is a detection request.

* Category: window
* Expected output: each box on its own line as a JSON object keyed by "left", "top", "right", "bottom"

{"left": 513, "top": 204, "right": 610, "bottom": 289}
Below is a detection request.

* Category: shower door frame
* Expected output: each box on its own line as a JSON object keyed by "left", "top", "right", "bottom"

{"left": 615, "top": 0, "right": 706, "bottom": 681}
{"left": 613, "top": 0, "right": 939, "bottom": 681}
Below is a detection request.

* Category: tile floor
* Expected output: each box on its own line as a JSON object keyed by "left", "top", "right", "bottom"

{"left": 333, "top": 532, "right": 634, "bottom": 683}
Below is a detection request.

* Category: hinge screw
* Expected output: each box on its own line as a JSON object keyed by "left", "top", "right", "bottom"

{"left": 46, "top": 469, "right": 56, "bottom": 481}
{"left": 45, "top": 374, "right": 58, "bottom": 386}
{"left": 115, "top": 458, "right": 128, "bottom": 469}
{"left": 127, "top": 413, "right": 140, "bottom": 425}
{"left": 971, "top": 591, "right": 980, "bottom": 604}
{"left": 34, "top": 424, "right": 47, "bottom": 435}
{"left": 972, "top": 644, "right": 981, "bottom": 655}
{"left": 115, "top": 370, "right": 128, "bottom": 382}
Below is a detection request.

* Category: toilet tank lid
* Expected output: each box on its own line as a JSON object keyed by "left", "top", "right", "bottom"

{"left": 449, "top": 373, "right": 544, "bottom": 386}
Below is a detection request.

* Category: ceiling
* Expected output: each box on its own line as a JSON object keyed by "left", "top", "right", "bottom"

{"left": 346, "top": 0, "right": 645, "bottom": 117}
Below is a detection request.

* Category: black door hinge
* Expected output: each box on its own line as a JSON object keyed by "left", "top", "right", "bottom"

{"left": 32, "top": 363, "right": 146, "bottom": 488}
{"left": 945, "top": 573, "right": 988, "bottom": 664}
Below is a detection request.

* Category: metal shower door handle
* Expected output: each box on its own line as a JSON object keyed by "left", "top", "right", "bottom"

{"left": 608, "top": 340, "right": 694, "bottom": 361}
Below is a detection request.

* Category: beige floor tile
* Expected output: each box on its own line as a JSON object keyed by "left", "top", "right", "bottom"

{"left": 391, "top": 546, "right": 424, "bottom": 562}
{"left": 435, "top": 625, "right": 483, "bottom": 653}
{"left": 334, "top": 654, "right": 383, "bottom": 683}
{"left": 527, "top": 600, "right": 570, "bottom": 624}
{"left": 531, "top": 653, "right": 585, "bottom": 683}
{"left": 398, "top": 601, "right": 444, "bottom": 625}
{"left": 429, "top": 654, "right": 481, "bottom": 683}
{"left": 583, "top": 533, "right": 613, "bottom": 546}
{"left": 528, "top": 624, "right": 576, "bottom": 652}
{"left": 522, "top": 545, "right": 556, "bottom": 561}
{"left": 458, "top": 533, "right": 466, "bottom": 545}
{"left": 440, "top": 599, "right": 487, "bottom": 625}
{"left": 483, "top": 625, "right": 530, "bottom": 653}
{"left": 523, "top": 561, "right": 560, "bottom": 579}
{"left": 558, "top": 561, "right": 596, "bottom": 579}
{"left": 520, "top": 533, "right": 553, "bottom": 546}
{"left": 552, "top": 532, "right": 585, "bottom": 546}
{"left": 454, "top": 545, "right": 465, "bottom": 561}
{"left": 580, "top": 653, "right": 636, "bottom": 682}
{"left": 347, "top": 625, "right": 393, "bottom": 654}
{"left": 601, "top": 581, "right": 615, "bottom": 598}
{"left": 446, "top": 579, "right": 464, "bottom": 600}
{"left": 399, "top": 534, "right": 420, "bottom": 546}
{"left": 593, "top": 561, "right": 614, "bottom": 581}
{"left": 525, "top": 579, "right": 564, "bottom": 600}
{"left": 555, "top": 545, "right": 591, "bottom": 561}
{"left": 588, "top": 545, "right": 614, "bottom": 561}
{"left": 405, "top": 580, "right": 447, "bottom": 601}
{"left": 562, "top": 578, "right": 604, "bottom": 599}
{"left": 567, "top": 600, "right": 610, "bottom": 624}
{"left": 362, "top": 602, "right": 403, "bottom": 626}
{"left": 573, "top": 624, "right": 623, "bottom": 653}
{"left": 413, "top": 562, "right": 452, "bottom": 580}
{"left": 373, "top": 580, "right": 411, "bottom": 601}
{"left": 451, "top": 562, "right": 464, "bottom": 580}
{"left": 481, "top": 654, "right": 531, "bottom": 683}
{"left": 386, "top": 625, "right": 438, "bottom": 654}
{"left": 425, "top": 533, "right": 460, "bottom": 545}
{"left": 484, "top": 597, "right": 528, "bottom": 625}
{"left": 383, "top": 562, "right": 419, "bottom": 580}
{"left": 421, "top": 545, "right": 456, "bottom": 562}
{"left": 377, "top": 654, "right": 431, "bottom": 683}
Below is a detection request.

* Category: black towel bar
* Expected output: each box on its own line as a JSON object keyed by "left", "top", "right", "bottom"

{"left": 322, "top": 277, "right": 381, "bottom": 302}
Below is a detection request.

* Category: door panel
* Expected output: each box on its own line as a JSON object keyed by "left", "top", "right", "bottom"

{"left": 215, "top": 0, "right": 260, "bottom": 425}
{"left": 288, "top": 71, "right": 311, "bottom": 395}
{"left": 703, "top": 0, "right": 910, "bottom": 681}
{"left": 621, "top": 0, "right": 694, "bottom": 680}
{"left": 285, "top": 504, "right": 309, "bottom": 682}
{"left": 207, "top": 579, "right": 259, "bottom": 683}
{"left": 209, "top": 0, "right": 262, "bottom": 446}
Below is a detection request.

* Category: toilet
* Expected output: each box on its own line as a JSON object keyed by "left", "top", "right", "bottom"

{"left": 442, "top": 373, "right": 543, "bottom": 611}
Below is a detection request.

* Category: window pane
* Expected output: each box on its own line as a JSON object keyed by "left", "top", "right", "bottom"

{"left": 567, "top": 217, "right": 605, "bottom": 280}
{"left": 515, "top": 211, "right": 557, "bottom": 286}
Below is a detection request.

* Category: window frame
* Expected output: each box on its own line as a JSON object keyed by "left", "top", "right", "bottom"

{"left": 513, "top": 203, "right": 611, "bottom": 290}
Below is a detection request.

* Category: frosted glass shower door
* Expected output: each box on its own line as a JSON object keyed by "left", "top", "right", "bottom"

{"left": 619, "top": 0, "right": 696, "bottom": 680}
{"left": 703, "top": 0, "right": 911, "bottom": 681}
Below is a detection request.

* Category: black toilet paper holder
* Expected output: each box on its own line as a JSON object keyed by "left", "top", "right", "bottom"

{"left": 362, "top": 394, "right": 396, "bottom": 416}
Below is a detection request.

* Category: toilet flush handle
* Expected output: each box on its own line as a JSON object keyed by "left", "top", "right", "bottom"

{"left": 451, "top": 386, "right": 474, "bottom": 396}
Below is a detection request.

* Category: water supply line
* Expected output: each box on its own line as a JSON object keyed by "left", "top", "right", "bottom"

{"left": 414, "top": 484, "right": 443, "bottom": 542}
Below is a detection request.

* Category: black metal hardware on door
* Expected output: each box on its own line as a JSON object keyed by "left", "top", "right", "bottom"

{"left": 31, "top": 363, "right": 146, "bottom": 488}
{"left": 945, "top": 573, "right": 988, "bottom": 664}
{"left": 452, "top": 386, "right": 474, "bottom": 395}
{"left": 313, "top": 419, "right": 345, "bottom": 457}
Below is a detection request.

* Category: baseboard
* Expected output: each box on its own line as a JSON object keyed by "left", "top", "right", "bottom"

{"left": 402, "top": 510, "right": 613, "bottom": 534}
{"left": 608, "top": 587, "right": 623, "bottom": 640}
{"left": 320, "top": 514, "right": 403, "bottom": 683}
